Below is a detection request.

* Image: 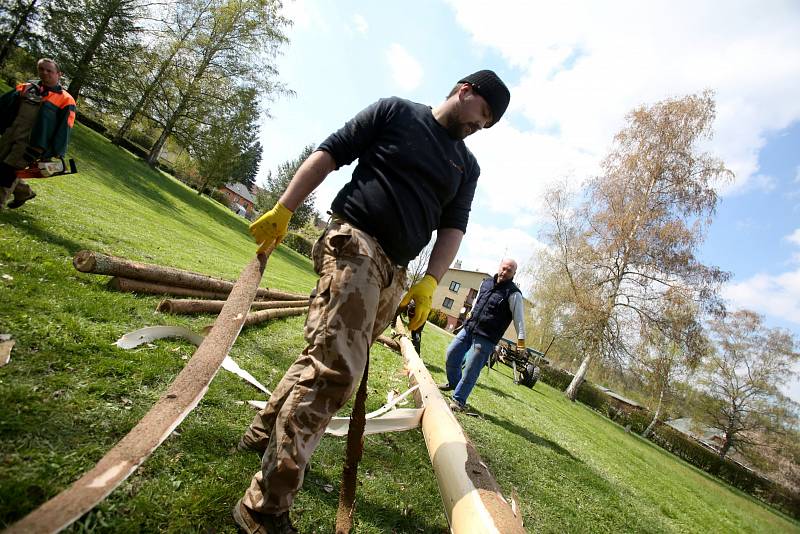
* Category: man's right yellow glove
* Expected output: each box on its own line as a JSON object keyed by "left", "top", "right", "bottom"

{"left": 249, "top": 202, "right": 293, "bottom": 253}
{"left": 399, "top": 274, "right": 437, "bottom": 331}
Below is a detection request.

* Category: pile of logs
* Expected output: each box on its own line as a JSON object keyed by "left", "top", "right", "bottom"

{"left": 73, "top": 250, "right": 310, "bottom": 326}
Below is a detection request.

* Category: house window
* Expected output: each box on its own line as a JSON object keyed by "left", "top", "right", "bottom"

{"left": 449, "top": 281, "right": 461, "bottom": 292}
{"left": 443, "top": 297, "right": 454, "bottom": 309}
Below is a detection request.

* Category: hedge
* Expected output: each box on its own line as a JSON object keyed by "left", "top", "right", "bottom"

{"left": 282, "top": 232, "right": 314, "bottom": 258}
{"left": 427, "top": 308, "right": 449, "bottom": 329}
{"left": 534, "top": 362, "right": 800, "bottom": 519}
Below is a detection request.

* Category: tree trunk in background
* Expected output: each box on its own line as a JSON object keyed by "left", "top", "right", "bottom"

{"left": 565, "top": 354, "right": 591, "bottom": 401}
{"left": 642, "top": 388, "right": 664, "bottom": 438}
{"left": 0, "top": 0, "right": 39, "bottom": 69}
{"left": 66, "top": 0, "right": 118, "bottom": 101}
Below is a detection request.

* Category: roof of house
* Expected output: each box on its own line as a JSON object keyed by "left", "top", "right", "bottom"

{"left": 595, "top": 386, "right": 644, "bottom": 408}
{"left": 222, "top": 182, "right": 255, "bottom": 204}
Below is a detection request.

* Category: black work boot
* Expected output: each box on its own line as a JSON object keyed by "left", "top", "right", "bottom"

{"left": 232, "top": 498, "right": 298, "bottom": 534}
{"left": 8, "top": 189, "right": 35, "bottom": 209}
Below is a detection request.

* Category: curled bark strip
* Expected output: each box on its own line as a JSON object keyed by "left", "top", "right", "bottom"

{"left": 7, "top": 255, "right": 268, "bottom": 534}
{"left": 74, "top": 250, "right": 306, "bottom": 300}
{"left": 395, "top": 318, "right": 525, "bottom": 534}
{"left": 157, "top": 298, "right": 309, "bottom": 315}
{"left": 114, "top": 326, "right": 271, "bottom": 396}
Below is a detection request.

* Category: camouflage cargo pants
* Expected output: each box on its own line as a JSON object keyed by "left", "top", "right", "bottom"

{"left": 241, "top": 218, "right": 406, "bottom": 514}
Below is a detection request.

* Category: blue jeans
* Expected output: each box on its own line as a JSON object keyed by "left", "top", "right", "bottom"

{"left": 445, "top": 329, "right": 494, "bottom": 406}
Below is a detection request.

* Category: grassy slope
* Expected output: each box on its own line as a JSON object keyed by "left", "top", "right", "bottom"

{"left": 0, "top": 118, "right": 797, "bottom": 533}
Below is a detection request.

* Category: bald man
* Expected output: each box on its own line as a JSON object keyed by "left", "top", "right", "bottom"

{"left": 440, "top": 258, "right": 526, "bottom": 411}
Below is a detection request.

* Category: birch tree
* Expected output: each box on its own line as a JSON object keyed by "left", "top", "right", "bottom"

{"left": 145, "top": 0, "right": 289, "bottom": 166}
{"left": 699, "top": 309, "right": 800, "bottom": 459}
{"left": 540, "top": 91, "right": 732, "bottom": 401}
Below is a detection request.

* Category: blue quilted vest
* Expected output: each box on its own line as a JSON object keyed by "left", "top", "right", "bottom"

{"left": 464, "top": 275, "right": 520, "bottom": 344}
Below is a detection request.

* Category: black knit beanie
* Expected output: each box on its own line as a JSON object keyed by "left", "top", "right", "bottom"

{"left": 458, "top": 70, "right": 510, "bottom": 127}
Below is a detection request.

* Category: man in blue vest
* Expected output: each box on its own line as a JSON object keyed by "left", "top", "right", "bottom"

{"left": 440, "top": 258, "right": 526, "bottom": 411}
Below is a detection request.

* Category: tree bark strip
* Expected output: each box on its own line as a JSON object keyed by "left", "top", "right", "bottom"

{"left": 5, "top": 254, "right": 268, "bottom": 534}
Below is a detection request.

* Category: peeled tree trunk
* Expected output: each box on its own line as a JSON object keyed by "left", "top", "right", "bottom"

{"left": 565, "top": 354, "right": 591, "bottom": 401}
{"left": 642, "top": 388, "right": 665, "bottom": 438}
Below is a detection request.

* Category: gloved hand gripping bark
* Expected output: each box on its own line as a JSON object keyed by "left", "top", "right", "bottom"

{"left": 249, "top": 202, "right": 293, "bottom": 253}
{"left": 399, "top": 274, "right": 437, "bottom": 331}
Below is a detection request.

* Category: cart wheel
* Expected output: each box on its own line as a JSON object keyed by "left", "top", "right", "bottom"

{"left": 520, "top": 363, "right": 537, "bottom": 388}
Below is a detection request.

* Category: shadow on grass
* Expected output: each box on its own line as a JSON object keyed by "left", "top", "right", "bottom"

{"left": 480, "top": 411, "right": 580, "bottom": 462}
{"left": 0, "top": 212, "right": 85, "bottom": 255}
{"left": 475, "top": 382, "right": 516, "bottom": 400}
{"left": 72, "top": 128, "right": 251, "bottom": 237}
{"left": 303, "top": 469, "right": 447, "bottom": 533}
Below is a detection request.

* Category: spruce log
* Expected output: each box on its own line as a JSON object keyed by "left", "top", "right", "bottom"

{"left": 243, "top": 306, "right": 308, "bottom": 327}
{"left": 395, "top": 319, "right": 525, "bottom": 534}
{"left": 157, "top": 298, "right": 308, "bottom": 315}
{"left": 110, "top": 277, "right": 230, "bottom": 300}
{"left": 7, "top": 254, "right": 268, "bottom": 534}
{"left": 74, "top": 250, "right": 305, "bottom": 300}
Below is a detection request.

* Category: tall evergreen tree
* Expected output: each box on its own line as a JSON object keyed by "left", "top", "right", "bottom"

{"left": 0, "top": 0, "right": 45, "bottom": 70}
{"left": 145, "top": 0, "right": 290, "bottom": 166}
{"left": 40, "top": 0, "right": 147, "bottom": 102}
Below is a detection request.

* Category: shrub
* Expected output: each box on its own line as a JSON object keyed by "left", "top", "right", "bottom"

{"left": 75, "top": 111, "right": 107, "bottom": 135}
{"left": 282, "top": 232, "right": 314, "bottom": 258}
{"left": 427, "top": 308, "right": 449, "bottom": 329}
{"left": 209, "top": 189, "right": 230, "bottom": 206}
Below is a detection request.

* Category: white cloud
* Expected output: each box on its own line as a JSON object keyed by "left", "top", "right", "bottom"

{"left": 787, "top": 228, "right": 800, "bottom": 247}
{"left": 352, "top": 14, "right": 368, "bottom": 34}
{"left": 455, "top": 222, "right": 547, "bottom": 294}
{"left": 386, "top": 44, "right": 423, "bottom": 92}
{"left": 444, "top": 0, "right": 800, "bottom": 199}
{"left": 723, "top": 269, "right": 800, "bottom": 326}
{"left": 795, "top": 165, "right": 800, "bottom": 183}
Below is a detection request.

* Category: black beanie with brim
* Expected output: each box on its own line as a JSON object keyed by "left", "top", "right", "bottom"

{"left": 458, "top": 69, "right": 510, "bottom": 127}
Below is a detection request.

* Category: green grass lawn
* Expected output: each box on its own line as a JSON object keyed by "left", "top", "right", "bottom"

{"left": 1, "top": 119, "right": 798, "bottom": 533}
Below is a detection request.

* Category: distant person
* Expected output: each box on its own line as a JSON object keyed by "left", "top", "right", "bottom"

{"left": 0, "top": 58, "right": 76, "bottom": 209}
{"left": 233, "top": 69, "right": 510, "bottom": 533}
{"left": 439, "top": 258, "right": 526, "bottom": 411}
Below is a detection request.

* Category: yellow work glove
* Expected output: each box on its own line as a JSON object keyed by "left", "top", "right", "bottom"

{"left": 517, "top": 339, "right": 526, "bottom": 352}
{"left": 399, "top": 274, "right": 437, "bottom": 331}
{"left": 249, "top": 202, "right": 293, "bottom": 253}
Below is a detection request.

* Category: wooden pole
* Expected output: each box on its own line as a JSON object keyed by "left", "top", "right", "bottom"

{"left": 110, "top": 277, "right": 230, "bottom": 299}
{"left": 157, "top": 298, "right": 309, "bottom": 315}
{"left": 6, "top": 254, "right": 269, "bottom": 534}
{"left": 242, "top": 306, "right": 309, "bottom": 327}
{"left": 395, "top": 319, "right": 525, "bottom": 534}
{"left": 335, "top": 358, "right": 369, "bottom": 533}
{"left": 74, "top": 250, "right": 305, "bottom": 300}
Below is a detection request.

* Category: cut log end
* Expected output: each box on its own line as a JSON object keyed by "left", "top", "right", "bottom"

{"left": 73, "top": 250, "right": 97, "bottom": 273}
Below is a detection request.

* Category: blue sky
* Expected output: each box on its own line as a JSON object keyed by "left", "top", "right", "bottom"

{"left": 256, "top": 0, "right": 800, "bottom": 402}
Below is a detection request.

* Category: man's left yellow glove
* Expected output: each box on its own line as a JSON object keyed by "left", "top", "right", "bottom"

{"left": 399, "top": 274, "right": 437, "bottom": 331}
{"left": 249, "top": 202, "right": 293, "bottom": 253}
{"left": 517, "top": 339, "right": 526, "bottom": 352}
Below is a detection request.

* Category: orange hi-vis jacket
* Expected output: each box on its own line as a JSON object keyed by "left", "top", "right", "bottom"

{"left": 0, "top": 81, "right": 76, "bottom": 158}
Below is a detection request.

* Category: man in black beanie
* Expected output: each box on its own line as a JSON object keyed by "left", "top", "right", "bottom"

{"left": 233, "top": 69, "right": 510, "bottom": 533}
